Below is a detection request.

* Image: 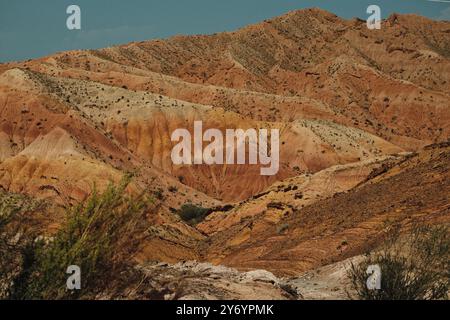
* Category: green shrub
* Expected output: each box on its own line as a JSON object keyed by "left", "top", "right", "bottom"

{"left": 348, "top": 224, "right": 449, "bottom": 300}
{"left": 178, "top": 204, "right": 211, "bottom": 225}
{"left": 3, "top": 175, "right": 152, "bottom": 299}
{"left": 276, "top": 223, "right": 289, "bottom": 234}
{"left": 0, "top": 192, "right": 46, "bottom": 298}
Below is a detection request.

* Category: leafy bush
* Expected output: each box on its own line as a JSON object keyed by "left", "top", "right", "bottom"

{"left": 348, "top": 224, "right": 449, "bottom": 300}
{"left": 0, "top": 192, "right": 45, "bottom": 298}
{"left": 2, "top": 176, "right": 152, "bottom": 299}
{"left": 178, "top": 204, "right": 211, "bottom": 225}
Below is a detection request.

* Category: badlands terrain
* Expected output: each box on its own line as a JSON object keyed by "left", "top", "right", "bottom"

{"left": 0, "top": 8, "right": 449, "bottom": 299}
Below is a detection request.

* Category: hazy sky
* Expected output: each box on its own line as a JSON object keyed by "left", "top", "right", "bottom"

{"left": 1, "top": 0, "right": 449, "bottom": 62}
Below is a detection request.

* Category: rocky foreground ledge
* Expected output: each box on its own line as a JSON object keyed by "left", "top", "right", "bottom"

{"left": 97, "top": 259, "right": 359, "bottom": 300}
{"left": 97, "top": 261, "right": 298, "bottom": 300}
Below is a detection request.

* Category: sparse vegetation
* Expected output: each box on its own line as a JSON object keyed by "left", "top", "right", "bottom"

{"left": 153, "top": 187, "right": 165, "bottom": 200}
{"left": 177, "top": 204, "right": 211, "bottom": 225}
{"left": 276, "top": 223, "right": 289, "bottom": 235}
{"left": 348, "top": 224, "right": 449, "bottom": 300}
{"left": 0, "top": 176, "right": 152, "bottom": 299}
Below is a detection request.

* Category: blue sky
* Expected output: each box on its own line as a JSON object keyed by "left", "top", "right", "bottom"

{"left": 1, "top": 0, "right": 449, "bottom": 62}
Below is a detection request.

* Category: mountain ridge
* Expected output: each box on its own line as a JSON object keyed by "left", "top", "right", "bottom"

{"left": 0, "top": 8, "right": 449, "bottom": 290}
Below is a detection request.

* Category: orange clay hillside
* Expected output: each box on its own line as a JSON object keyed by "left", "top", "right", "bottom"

{"left": 0, "top": 8, "right": 449, "bottom": 285}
